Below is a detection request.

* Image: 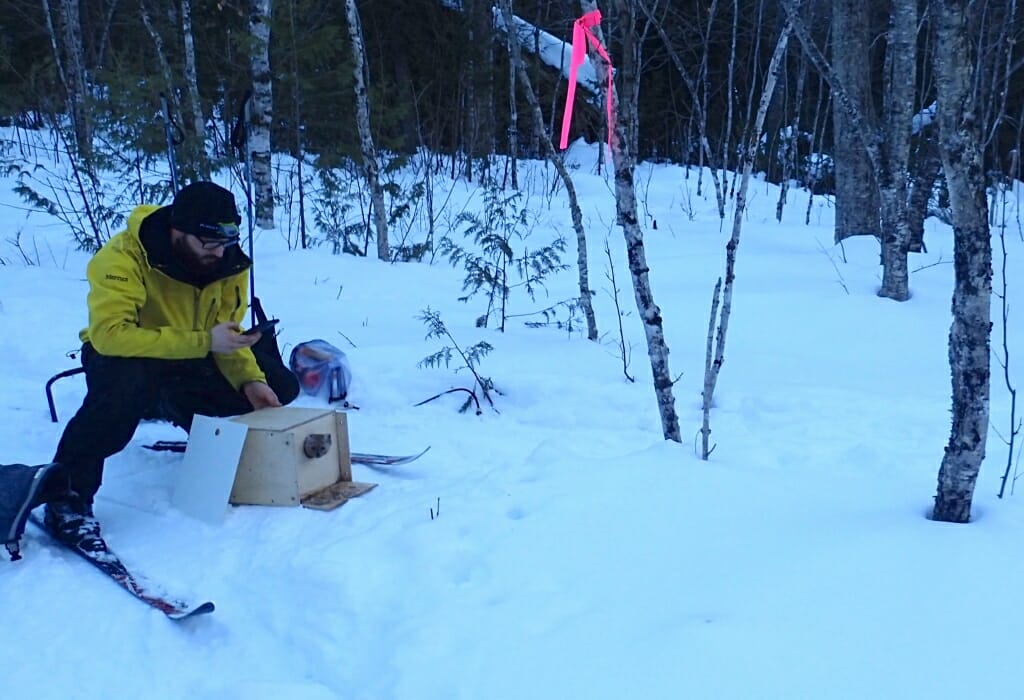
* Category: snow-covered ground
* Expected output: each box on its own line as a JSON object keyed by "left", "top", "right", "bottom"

{"left": 2, "top": 136, "right": 1023, "bottom": 699}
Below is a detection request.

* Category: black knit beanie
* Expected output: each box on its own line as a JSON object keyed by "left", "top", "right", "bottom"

{"left": 169, "top": 182, "right": 242, "bottom": 238}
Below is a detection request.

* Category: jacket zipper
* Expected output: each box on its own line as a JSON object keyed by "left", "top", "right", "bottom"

{"left": 193, "top": 293, "right": 217, "bottom": 330}
{"left": 205, "top": 298, "right": 218, "bottom": 328}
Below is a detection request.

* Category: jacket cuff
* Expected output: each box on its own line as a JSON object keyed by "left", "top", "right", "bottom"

{"left": 229, "top": 371, "right": 268, "bottom": 392}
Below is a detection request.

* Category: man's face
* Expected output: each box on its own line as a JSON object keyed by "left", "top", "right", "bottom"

{"left": 171, "top": 228, "right": 230, "bottom": 272}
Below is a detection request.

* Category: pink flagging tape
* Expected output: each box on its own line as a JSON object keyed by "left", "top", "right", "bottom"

{"left": 559, "top": 10, "right": 615, "bottom": 150}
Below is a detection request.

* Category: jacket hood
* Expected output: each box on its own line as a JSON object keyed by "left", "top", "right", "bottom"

{"left": 132, "top": 204, "right": 251, "bottom": 289}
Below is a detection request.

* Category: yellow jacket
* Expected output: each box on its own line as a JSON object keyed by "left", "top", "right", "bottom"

{"left": 81, "top": 204, "right": 266, "bottom": 390}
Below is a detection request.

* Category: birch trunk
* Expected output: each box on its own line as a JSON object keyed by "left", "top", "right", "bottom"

{"left": 702, "top": 21, "right": 792, "bottom": 460}
{"left": 43, "top": 0, "right": 91, "bottom": 162}
{"left": 931, "top": 0, "right": 992, "bottom": 523}
{"left": 140, "top": 0, "right": 179, "bottom": 117}
{"left": 180, "top": 0, "right": 209, "bottom": 177}
{"left": 876, "top": 0, "right": 917, "bottom": 302}
{"left": 59, "top": 0, "right": 89, "bottom": 162}
{"left": 831, "top": 0, "right": 880, "bottom": 242}
{"left": 583, "top": 0, "right": 680, "bottom": 441}
{"left": 907, "top": 125, "right": 942, "bottom": 252}
{"left": 498, "top": 0, "right": 597, "bottom": 341}
{"left": 776, "top": 53, "right": 806, "bottom": 222}
{"left": 464, "top": 0, "right": 479, "bottom": 181}
{"left": 286, "top": 0, "right": 308, "bottom": 249}
{"left": 721, "top": 0, "right": 739, "bottom": 199}
{"left": 96, "top": 0, "right": 119, "bottom": 71}
{"left": 506, "top": 22, "right": 519, "bottom": 190}
{"left": 344, "top": 0, "right": 389, "bottom": 261}
{"left": 877, "top": 193, "right": 912, "bottom": 300}
{"left": 700, "top": 0, "right": 726, "bottom": 218}
{"left": 483, "top": 4, "right": 496, "bottom": 166}
{"left": 249, "top": 0, "right": 275, "bottom": 229}
{"left": 783, "top": 0, "right": 915, "bottom": 302}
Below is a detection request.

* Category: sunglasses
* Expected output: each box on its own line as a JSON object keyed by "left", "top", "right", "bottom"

{"left": 194, "top": 222, "right": 241, "bottom": 250}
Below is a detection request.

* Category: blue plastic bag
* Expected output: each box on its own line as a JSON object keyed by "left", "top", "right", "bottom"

{"left": 289, "top": 340, "right": 352, "bottom": 403}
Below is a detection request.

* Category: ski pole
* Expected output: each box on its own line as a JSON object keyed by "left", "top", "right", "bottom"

{"left": 231, "top": 90, "right": 257, "bottom": 326}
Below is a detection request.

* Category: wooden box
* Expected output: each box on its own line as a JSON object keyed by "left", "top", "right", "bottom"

{"left": 228, "top": 406, "right": 375, "bottom": 511}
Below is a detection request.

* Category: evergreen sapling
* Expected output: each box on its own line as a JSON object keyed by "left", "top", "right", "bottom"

{"left": 439, "top": 178, "right": 567, "bottom": 331}
{"left": 416, "top": 308, "right": 498, "bottom": 413}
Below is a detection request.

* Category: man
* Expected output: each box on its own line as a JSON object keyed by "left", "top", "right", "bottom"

{"left": 40, "top": 181, "right": 299, "bottom": 551}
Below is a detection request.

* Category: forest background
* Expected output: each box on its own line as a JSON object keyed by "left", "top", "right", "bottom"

{"left": 4, "top": 0, "right": 1021, "bottom": 223}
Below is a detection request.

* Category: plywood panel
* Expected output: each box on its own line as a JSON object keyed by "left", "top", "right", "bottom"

{"left": 334, "top": 411, "right": 353, "bottom": 482}
{"left": 232, "top": 406, "right": 329, "bottom": 432}
{"left": 230, "top": 429, "right": 301, "bottom": 506}
{"left": 173, "top": 415, "right": 250, "bottom": 523}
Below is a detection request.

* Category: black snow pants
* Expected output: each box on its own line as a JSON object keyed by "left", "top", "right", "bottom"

{"left": 48, "top": 340, "right": 300, "bottom": 505}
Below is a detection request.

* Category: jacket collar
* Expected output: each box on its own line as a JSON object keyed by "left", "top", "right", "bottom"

{"left": 138, "top": 206, "right": 251, "bottom": 288}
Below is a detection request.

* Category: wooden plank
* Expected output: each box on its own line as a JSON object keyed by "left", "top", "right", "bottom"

{"left": 301, "top": 481, "right": 377, "bottom": 511}
{"left": 334, "top": 410, "right": 353, "bottom": 482}
{"left": 231, "top": 406, "right": 332, "bottom": 432}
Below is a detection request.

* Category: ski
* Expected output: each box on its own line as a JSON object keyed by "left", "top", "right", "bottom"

{"left": 350, "top": 446, "right": 431, "bottom": 467}
{"left": 142, "top": 440, "right": 188, "bottom": 452}
{"left": 29, "top": 514, "right": 215, "bottom": 620}
{"left": 144, "top": 440, "right": 430, "bottom": 466}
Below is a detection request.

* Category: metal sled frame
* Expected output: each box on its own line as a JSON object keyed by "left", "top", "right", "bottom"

{"left": 45, "top": 367, "right": 85, "bottom": 423}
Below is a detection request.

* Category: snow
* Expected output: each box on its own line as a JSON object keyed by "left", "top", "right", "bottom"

{"left": 3, "top": 133, "right": 1024, "bottom": 700}
{"left": 912, "top": 102, "right": 937, "bottom": 135}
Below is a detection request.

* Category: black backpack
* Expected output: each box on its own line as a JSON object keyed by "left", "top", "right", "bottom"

{"left": 0, "top": 463, "right": 58, "bottom": 560}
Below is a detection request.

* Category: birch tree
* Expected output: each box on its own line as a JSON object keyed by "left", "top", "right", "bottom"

{"left": 344, "top": 0, "right": 389, "bottom": 261}
{"left": 906, "top": 123, "right": 942, "bottom": 252}
{"left": 701, "top": 20, "right": 792, "bottom": 459}
{"left": 582, "top": 0, "right": 680, "bottom": 441}
{"left": 875, "top": 0, "right": 918, "bottom": 301}
{"left": 42, "top": 0, "right": 91, "bottom": 162}
{"left": 783, "top": 0, "right": 918, "bottom": 302}
{"left": 931, "top": 0, "right": 992, "bottom": 523}
{"left": 138, "top": 0, "right": 182, "bottom": 155}
{"left": 58, "top": 0, "right": 89, "bottom": 160}
{"left": 497, "top": 0, "right": 598, "bottom": 341}
{"left": 831, "top": 0, "right": 881, "bottom": 242}
{"left": 139, "top": 0, "right": 179, "bottom": 118}
{"left": 505, "top": 17, "right": 519, "bottom": 190}
{"left": 282, "top": 0, "right": 308, "bottom": 249}
{"left": 180, "top": 0, "right": 209, "bottom": 177}
{"left": 462, "top": 0, "right": 488, "bottom": 182}
{"left": 249, "top": 0, "right": 274, "bottom": 229}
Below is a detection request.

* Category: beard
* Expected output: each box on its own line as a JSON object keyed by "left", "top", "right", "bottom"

{"left": 172, "top": 235, "right": 222, "bottom": 274}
